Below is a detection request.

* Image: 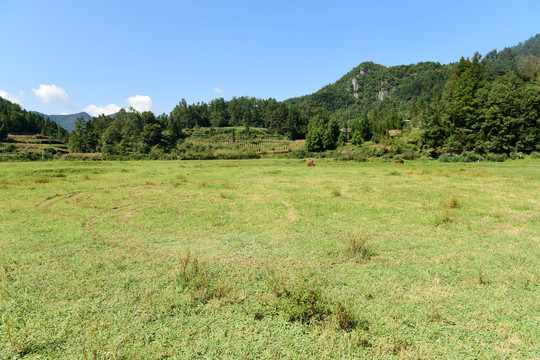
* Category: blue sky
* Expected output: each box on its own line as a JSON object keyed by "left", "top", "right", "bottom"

{"left": 1, "top": 0, "right": 539, "bottom": 116}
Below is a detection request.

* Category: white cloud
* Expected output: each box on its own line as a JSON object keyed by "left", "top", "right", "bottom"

{"left": 0, "top": 90, "right": 22, "bottom": 104}
{"left": 127, "top": 95, "right": 153, "bottom": 112}
{"left": 214, "top": 88, "right": 229, "bottom": 95}
{"left": 84, "top": 104, "right": 122, "bottom": 117}
{"left": 32, "top": 84, "right": 70, "bottom": 104}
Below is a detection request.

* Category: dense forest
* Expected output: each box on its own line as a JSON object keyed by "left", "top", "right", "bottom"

{"left": 290, "top": 34, "right": 540, "bottom": 154}
{"left": 0, "top": 98, "right": 69, "bottom": 141}
{"left": 1, "top": 34, "right": 539, "bottom": 159}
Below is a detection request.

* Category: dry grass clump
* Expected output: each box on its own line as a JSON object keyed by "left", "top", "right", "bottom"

{"left": 171, "top": 174, "right": 187, "bottom": 187}
{"left": 331, "top": 188, "right": 341, "bottom": 197}
{"left": 342, "top": 234, "right": 373, "bottom": 260}
{"left": 435, "top": 196, "right": 461, "bottom": 225}
{"left": 34, "top": 176, "right": 51, "bottom": 184}
{"left": 441, "top": 196, "right": 460, "bottom": 209}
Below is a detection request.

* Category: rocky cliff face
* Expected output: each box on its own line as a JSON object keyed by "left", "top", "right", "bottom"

{"left": 352, "top": 78, "right": 360, "bottom": 98}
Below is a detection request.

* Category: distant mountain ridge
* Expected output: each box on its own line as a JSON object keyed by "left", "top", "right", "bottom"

{"left": 32, "top": 111, "right": 119, "bottom": 132}
{"left": 31, "top": 111, "right": 93, "bottom": 132}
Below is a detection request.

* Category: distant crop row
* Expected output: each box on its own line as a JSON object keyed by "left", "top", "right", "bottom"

{"left": 186, "top": 139, "right": 305, "bottom": 153}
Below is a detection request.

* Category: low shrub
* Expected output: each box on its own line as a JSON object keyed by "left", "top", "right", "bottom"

{"left": 485, "top": 153, "right": 507, "bottom": 162}
{"left": 509, "top": 151, "right": 525, "bottom": 160}
{"left": 528, "top": 151, "right": 540, "bottom": 159}
{"left": 462, "top": 151, "right": 485, "bottom": 162}
{"left": 0, "top": 143, "right": 17, "bottom": 153}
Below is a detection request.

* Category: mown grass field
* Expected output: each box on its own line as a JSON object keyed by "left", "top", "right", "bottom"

{"left": 0, "top": 159, "right": 539, "bottom": 359}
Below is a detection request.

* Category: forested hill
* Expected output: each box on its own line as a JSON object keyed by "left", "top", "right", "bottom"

{"left": 287, "top": 34, "right": 540, "bottom": 119}
{"left": 0, "top": 97, "right": 69, "bottom": 141}
{"left": 286, "top": 60, "right": 449, "bottom": 118}
{"left": 289, "top": 34, "right": 540, "bottom": 154}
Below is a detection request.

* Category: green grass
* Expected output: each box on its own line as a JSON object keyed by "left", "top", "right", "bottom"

{"left": 0, "top": 159, "right": 539, "bottom": 359}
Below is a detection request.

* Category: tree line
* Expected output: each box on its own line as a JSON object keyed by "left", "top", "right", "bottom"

{"left": 0, "top": 98, "right": 69, "bottom": 141}
{"left": 67, "top": 99, "right": 311, "bottom": 155}
{"left": 2, "top": 34, "right": 539, "bottom": 157}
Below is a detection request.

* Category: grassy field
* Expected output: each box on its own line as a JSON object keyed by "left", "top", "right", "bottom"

{"left": 0, "top": 159, "right": 538, "bottom": 359}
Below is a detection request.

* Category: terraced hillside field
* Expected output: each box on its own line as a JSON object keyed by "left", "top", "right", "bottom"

{"left": 0, "top": 159, "right": 538, "bottom": 359}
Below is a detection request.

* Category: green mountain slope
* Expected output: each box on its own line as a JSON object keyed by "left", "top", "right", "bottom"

{"left": 286, "top": 34, "right": 540, "bottom": 122}
{"left": 287, "top": 61, "right": 449, "bottom": 117}
{"left": 32, "top": 111, "right": 93, "bottom": 132}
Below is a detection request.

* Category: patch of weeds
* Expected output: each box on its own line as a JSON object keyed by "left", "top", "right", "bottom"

{"left": 441, "top": 196, "right": 460, "bottom": 209}
{"left": 265, "top": 169, "right": 282, "bottom": 174}
{"left": 171, "top": 174, "right": 187, "bottom": 187}
{"left": 331, "top": 188, "right": 341, "bottom": 197}
{"left": 388, "top": 171, "right": 401, "bottom": 176}
{"left": 342, "top": 234, "right": 373, "bottom": 260}
{"left": 4, "top": 308, "right": 30, "bottom": 357}
{"left": 197, "top": 179, "right": 208, "bottom": 187}
{"left": 434, "top": 208, "right": 455, "bottom": 225}
{"left": 34, "top": 176, "right": 51, "bottom": 184}
{"left": 334, "top": 302, "right": 357, "bottom": 331}
{"left": 470, "top": 171, "right": 488, "bottom": 177}
{"left": 268, "top": 270, "right": 331, "bottom": 324}
{"left": 428, "top": 303, "right": 443, "bottom": 322}
{"left": 55, "top": 173, "right": 66, "bottom": 178}
{"left": 435, "top": 197, "right": 460, "bottom": 225}
{"left": 145, "top": 180, "right": 155, "bottom": 185}
{"left": 386, "top": 321, "right": 410, "bottom": 356}
{"left": 176, "top": 250, "right": 230, "bottom": 304}
{"left": 478, "top": 268, "right": 489, "bottom": 285}
{"left": 219, "top": 191, "right": 228, "bottom": 199}
{"left": 266, "top": 270, "right": 359, "bottom": 330}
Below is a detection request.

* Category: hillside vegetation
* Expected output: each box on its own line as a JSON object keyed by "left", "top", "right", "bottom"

{"left": 289, "top": 34, "right": 540, "bottom": 156}
{"left": 1, "top": 34, "right": 538, "bottom": 160}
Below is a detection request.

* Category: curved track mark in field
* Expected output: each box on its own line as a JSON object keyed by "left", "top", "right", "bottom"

{"left": 280, "top": 200, "right": 298, "bottom": 222}
{"left": 81, "top": 205, "right": 168, "bottom": 259}
{"left": 36, "top": 192, "right": 82, "bottom": 217}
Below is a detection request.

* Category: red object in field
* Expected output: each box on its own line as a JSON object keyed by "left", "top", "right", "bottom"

{"left": 395, "top": 159, "right": 404, "bottom": 164}
{"left": 307, "top": 159, "right": 316, "bottom": 167}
